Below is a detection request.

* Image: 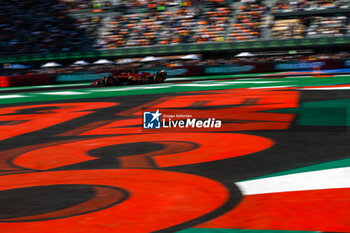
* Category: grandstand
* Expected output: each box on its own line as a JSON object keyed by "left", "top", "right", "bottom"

{"left": 0, "top": 0, "right": 350, "bottom": 64}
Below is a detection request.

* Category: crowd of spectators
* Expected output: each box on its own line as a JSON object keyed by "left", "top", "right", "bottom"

{"left": 119, "top": 0, "right": 178, "bottom": 13}
{"left": 306, "top": 15, "right": 347, "bottom": 37}
{"left": 227, "top": 1, "right": 266, "bottom": 41}
{"left": 272, "top": 19, "right": 306, "bottom": 39}
{"left": 189, "top": 4, "right": 232, "bottom": 43}
{"left": 97, "top": 10, "right": 187, "bottom": 48}
{"left": 1, "top": 0, "right": 350, "bottom": 56}
{"left": 62, "top": 0, "right": 184, "bottom": 13}
{"left": 0, "top": 0, "right": 102, "bottom": 55}
{"left": 97, "top": 0, "right": 233, "bottom": 49}
{"left": 61, "top": 0, "right": 113, "bottom": 11}
{"left": 271, "top": 0, "right": 349, "bottom": 13}
{"left": 271, "top": 12, "right": 348, "bottom": 39}
{"left": 95, "top": 0, "right": 350, "bottom": 48}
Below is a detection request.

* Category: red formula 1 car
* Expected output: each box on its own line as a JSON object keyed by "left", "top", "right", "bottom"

{"left": 91, "top": 70, "right": 167, "bottom": 86}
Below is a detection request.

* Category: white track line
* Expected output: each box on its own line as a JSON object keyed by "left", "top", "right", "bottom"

{"left": 137, "top": 85, "right": 170, "bottom": 89}
{"left": 249, "top": 86, "right": 292, "bottom": 89}
{"left": 0, "top": 94, "right": 26, "bottom": 99}
{"left": 301, "top": 86, "right": 350, "bottom": 90}
{"left": 39, "top": 91, "right": 87, "bottom": 95}
{"left": 90, "top": 85, "right": 170, "bottom": 92}
{"left": 174, "top": 83, "right": 230, "bottom": 87}
{"left": 236, "top": 78, "right": 264, "bottom": 80}
{"left": 236, "top": 167, "right": 350, "bottom": 195}
{"left": 90, "top": 87, "right": 143, "bottom": 92}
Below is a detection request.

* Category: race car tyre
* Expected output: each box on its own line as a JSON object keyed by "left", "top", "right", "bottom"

{"left": 105, "top": 76, "right": 115, "bottom": 86}
{"left": 155, "top": 75, "right": 165, "bottom": 83}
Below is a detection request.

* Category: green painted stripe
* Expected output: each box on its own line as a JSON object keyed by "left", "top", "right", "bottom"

{"left": 176, "top": 228, "right": 316, "bottom": 233}
{"left": 303, "top": 98, "right": 350, "bottom": 108}
{"left": 245, "top": 157, "right": 350, "bottom": 181}
{"left": 268, "top": 99, "right": 350, "bottom": 126}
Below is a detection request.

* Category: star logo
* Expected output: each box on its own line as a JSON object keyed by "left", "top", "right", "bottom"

{"left": 150, "top": 109, "right": 162, "bottom": 122}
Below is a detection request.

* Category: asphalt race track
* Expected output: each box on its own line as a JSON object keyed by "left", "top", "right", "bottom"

{"left": 0, "top": 75, "right": 349, "bottom": 233}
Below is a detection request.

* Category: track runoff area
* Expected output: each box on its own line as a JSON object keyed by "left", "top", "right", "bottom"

{"left": 0, "top": 73, "right": 349, "bottom": 233}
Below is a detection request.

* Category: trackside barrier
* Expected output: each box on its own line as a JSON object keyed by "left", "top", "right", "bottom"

{"left": 56, "top": 73, "right": 112, "bottom": 83}
{"left": 7, "top": 74, "right": 55, "bottom": 87}
{"left": 0, "top": 76, "right": 9, "bottom": 87}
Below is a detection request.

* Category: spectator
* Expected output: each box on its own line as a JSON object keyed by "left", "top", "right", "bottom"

{"left": 0, "top": 0, "right": 97, "bottom": 54}
{"left": 0, "top": 0, "right": 349, "bottom": 55}
{"left": 228, "top": 0, "right": 265, "bottom": 41}
{"left": 272, "top": 0, "right": 348, "bottom": 13}
{"left": 306, "top": 15, "right": 347, "bottom": 37}
{"left": 272, "top": 19, "right": 306, "bottom": 39}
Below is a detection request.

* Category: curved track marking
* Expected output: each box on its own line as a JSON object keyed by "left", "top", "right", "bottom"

{"left": 236, "top": 167, "right": 350, "bottom": 195}
{"left": 0, "top": 169, "right": 229, "bottom": 233}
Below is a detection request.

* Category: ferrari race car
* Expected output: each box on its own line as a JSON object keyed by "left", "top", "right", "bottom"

{"left": 91, "top": 70, "right": 167, "bottom": 86}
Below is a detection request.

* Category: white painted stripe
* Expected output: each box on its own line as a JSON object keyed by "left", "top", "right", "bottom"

{"left": 235, "top": 78, "right": 263, "bottom": 81}
{"left": 90, "top": 87, "right": 142, "bottom": 92}
{"left": 300, "top": 86, "right": 350, "bottom": 90}
{"left": 35, "top": 85, "right": 53, "bottom": 88}
{"left": 237, "top": 81, "right": 289, "bottom": 84}
{"left": 138, "top": 85, "right": 170, "bottom": 89}
{"left": 167, "top": 77, "right": 195, "bottom": 81}
{"left": 334, "top": 74, "right": 350, "bottom": 77}
{"left": 189, "top": 80, "right": 286, "bottom": 84}
{"left": 167, "top": 76, "right": 236, "bottom": 81}
{"left": 90, "top": 85, "right": 170, "bottom": 92}
{"left": 0, "top": 94, "right": 26, "bottom": 99}
{"left": 215, "top": 81, "right": 285, "bottom": 84}
{"left": 216, "top": 81, "right": 247, "bottom": 84}
{"left": 262, "top": 76, "right": 331, "bottom": 79}
{"left": 249, "top": 86, "right": 292, "bottom": 89}
{"left": 283, "top": 76, "right": 313, "bottom": 79}
{"left": 236, "top": 167, "right": 350, "bottom": 195}
{"left": 40, "top": 91, "right": 87, "bottom": 95}
{"left": 174, "top": 83, "right": 230, "bottom": 87}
